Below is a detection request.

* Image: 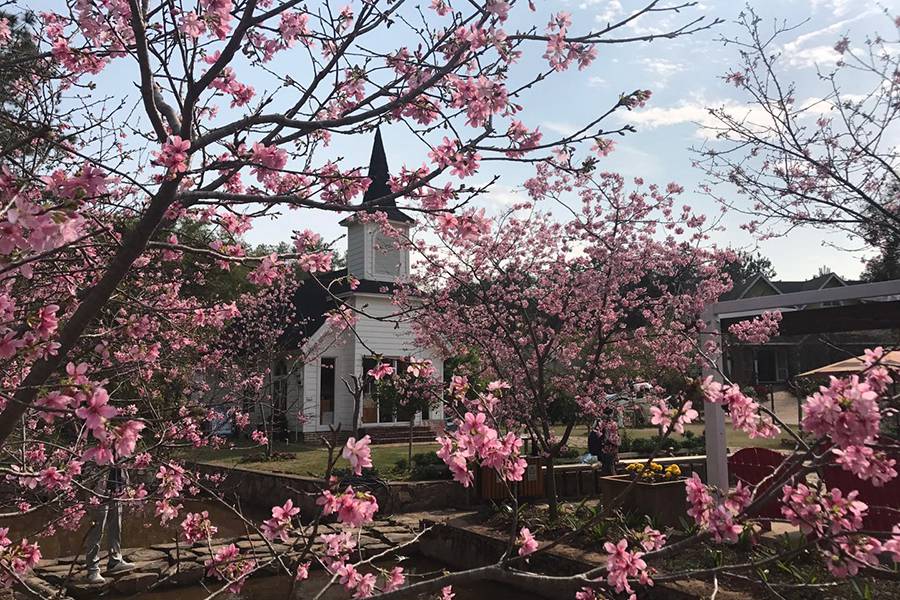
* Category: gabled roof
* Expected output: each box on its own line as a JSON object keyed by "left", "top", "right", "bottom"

{"left": 280, "top": 269, "right": 401, "bottom": 349}
{"left": 721, "top": 272, "right": 849, "bottom": 301}
{"left": 340, "top": 129, "right": 415, "bottom": 226}
{"left": 719, "top": 274, "right": 780, "bottom": 301}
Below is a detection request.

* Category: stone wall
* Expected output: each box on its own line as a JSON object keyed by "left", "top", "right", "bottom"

{"left": 192, "top": 456, "right": 707, "bottom": 515}
{"left": 192, "top": 463, "right": 472, "bottom": 514}
{"left": 418, "top": 517, "right": 740, "bottom": 600}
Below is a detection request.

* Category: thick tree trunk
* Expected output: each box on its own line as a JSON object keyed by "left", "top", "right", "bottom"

{"left": 544, "top": 456, "right": 558, "bottom": 519}
{"left": 0, "top": 181, "right": 179, "bottom": 445}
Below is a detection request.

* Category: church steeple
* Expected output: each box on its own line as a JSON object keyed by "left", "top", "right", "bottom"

{"left": 342, "top": 130, "right": 413, "bottom": 282}
{"left": 364, "top": 128, "right": 391, "bottom": 204}
{"left": 357, "top": 128, "right": 415, "bottom": 223}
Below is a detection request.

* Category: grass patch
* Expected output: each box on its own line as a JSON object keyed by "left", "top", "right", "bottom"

{"left": 191, "top": 420, "right": 784, "bottom": 481}
{"left": 192, "top": 441, "right": 440, "bottom": 480}
{"left": 552, "top": 423, "right": 784, "bottom": 453}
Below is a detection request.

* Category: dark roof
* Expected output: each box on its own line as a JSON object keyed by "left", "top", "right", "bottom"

{"left": 280, "top": 269, "right": 400, "bottom": 348}
{"left": 721, "top": 272, "right": 850, "bottom": 301}
{"left": 340, "top": 129, "right": 415, "bottom": 225}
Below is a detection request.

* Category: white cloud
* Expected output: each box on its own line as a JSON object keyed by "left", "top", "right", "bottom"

{"left": 785, "top": 44, "right": 841, "bottom": 69}
{"left": 809, "top": 0, "right": 856, "bottom": 17}
{"left": 587, "top": 0, "right": 623, "bottom": 24}
{"left": 637, "top": 58, "right": 686, "bottom": 88}
{"left": 541, "top": 120, "right": 578, "bottom": 136}
{"left": 781, "top": 11, "right": 875, "bottom": 68}
{"left": 588, "top": 76, "right": 607, "bottom": 88}
{"left": 618, "top": 99, "right": 773, "bottom": 140}
{"left": 480, "top": 186, "right": 523, "bottom": 209}
{"left": 618, "top": 101, "right": 715, "bottom": 130}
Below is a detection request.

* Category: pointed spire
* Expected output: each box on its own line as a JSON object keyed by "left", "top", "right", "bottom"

{"left": 352, "top": 128, "right": 414, "bottom": 224}
{"left": 363, "top": 128, "right": 393, "bottom": 205}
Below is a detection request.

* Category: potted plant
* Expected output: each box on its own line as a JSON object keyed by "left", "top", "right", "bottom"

{"left": 599, "top": 462, "right": 687, "bottom": 527}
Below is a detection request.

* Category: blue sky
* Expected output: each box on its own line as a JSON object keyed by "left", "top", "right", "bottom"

{"left": 32, "top": 0, "right": 893, "bottom": 280}
{"left": 240, "top": 0, "right": 897, "bottom": 281}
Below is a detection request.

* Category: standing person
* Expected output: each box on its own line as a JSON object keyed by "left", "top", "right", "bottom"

{"left": 84, "top": 464, "right": 135, "bottom": 584}
{"left": 589, "top": 410, "right": 620, "bottom": 475}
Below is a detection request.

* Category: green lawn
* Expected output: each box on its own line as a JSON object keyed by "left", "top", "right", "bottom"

{"left": 552, "top": 423, "right": 785, "bottom": 453}
{"left": 191, "top": 422, "right": 784, "bottom": 480}
{"left": 192, "top": 441, "right": 439, "bottom": 480}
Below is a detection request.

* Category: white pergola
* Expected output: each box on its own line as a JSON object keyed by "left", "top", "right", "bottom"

{"left": 702, "top": 278, "right": 900, "bottom": 490}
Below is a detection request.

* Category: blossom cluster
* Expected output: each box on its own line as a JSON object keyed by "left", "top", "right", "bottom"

{"left": 727, "top": 310, "right": 782, "bottom": 344}
{"left": 317, "top": 487, "right": 379, "bottom": 528}
{"left": 436, "top": 409, "right": 528, "bottom": 488}
{"left": 649, "top": 398, "right": 699, "bottom": 435}
{"left": 204, "top": 543, "right": 256, "bottom": 594}
{"left": 800, "top": 352, "right": 896, "bottom": 486}
{"left": 684, "top": 473, "right": 751, "bottom": 543}
{"left": 702, "top": 377, "right": 779, "bottom": 439}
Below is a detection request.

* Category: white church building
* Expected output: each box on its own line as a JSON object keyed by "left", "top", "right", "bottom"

{"left": 260, "top": 131, "right": 444, "bottom": 442}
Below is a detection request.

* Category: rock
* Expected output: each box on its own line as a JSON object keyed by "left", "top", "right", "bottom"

{"left": 111, "top": 572, "right": 158, "bottom": 595}
{"left": 149, "top": 542, "right": 183, "bottom": 552}
{"left": 36, "top": 564, "right": 84, "bottom": 585}
{"left": 65, "top": 579, "right": 105, "bottom": 600}
{"left": 235, "top": 539, "right": 261, "bottom": 551}
{"left": 162, "top": 561, "right": 205, "bottom": 586}
{"left": 133, "top": 560, "right": 170, "bottom": 575}
{"left": 35, "top": 558, "right": 58, "bottom": 569}
{"left": 18, "top": 575, "right": 71, "bottom": 600}
{"left": 167, "top": 548, "right": 199, "bottom": 561}
{"left": 361, "top": 543, "right": 389, "bottom": 556}
{"left": 381, "top": 532, "right": 415, "bottom": 545}
{"left": 373, "top": 525, "right": 410, "bottom": 534}
{"left": 125, "top": 548, "right": 168, "bottom": 563}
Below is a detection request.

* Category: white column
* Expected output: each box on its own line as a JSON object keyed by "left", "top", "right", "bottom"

{"left": 701, "top": 307, "right": 729, "bottom": 491}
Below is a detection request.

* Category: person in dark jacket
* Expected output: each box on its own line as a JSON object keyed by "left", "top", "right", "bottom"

{"left": 589, "top": 411, "right": 620, "bottom": 475}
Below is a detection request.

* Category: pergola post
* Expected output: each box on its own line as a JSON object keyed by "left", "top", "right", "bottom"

{"left": 701, "top": 307, "right": 729, "bottom": 491}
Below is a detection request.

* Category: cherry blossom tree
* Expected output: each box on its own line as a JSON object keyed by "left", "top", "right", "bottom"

{"left": 696, "top": 8, "right": 900, "bottom": 247}
{"left": 402, "top": 165, "right": 733, "bottom": 516}
{"left": 0, "top": 0, "right": 895, "bottom": 596}
{"left": 0, "top": 0, "right": 729, "bottom": 595}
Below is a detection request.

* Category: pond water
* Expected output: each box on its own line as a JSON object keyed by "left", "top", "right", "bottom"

{"left": 121, "top": 556, "right": 544, "bottom": 600}
{"left": 1, "top": 499, "right": 263, "bottom": 559}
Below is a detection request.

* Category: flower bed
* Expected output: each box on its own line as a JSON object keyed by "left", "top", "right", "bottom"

{"left": 600, "top": 466, "right": 687, "bottom": 527}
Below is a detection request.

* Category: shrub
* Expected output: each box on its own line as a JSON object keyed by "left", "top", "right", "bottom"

{"left": 410, "top": 463, "right": 451, "bottom": 481}
{"left": 411, "top": 452, "right": 443, "bottom": 466}
{"left": 407, "top": 451, "right": 451, "bottom": 480}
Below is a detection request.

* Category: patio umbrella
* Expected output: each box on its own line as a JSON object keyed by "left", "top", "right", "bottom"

{"left": 798, "top": 350, "right": 900, "bottom": 377}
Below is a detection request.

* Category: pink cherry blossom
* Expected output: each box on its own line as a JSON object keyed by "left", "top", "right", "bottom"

{"left": 152, "top": 136, "right": 191, "bottom": 174}
{"left": 728, "top": 311, "right": 781, "bottom": 344}
{"left": 342, "top": 435, "right": 373, "bottom": 475}
{"left": 261, "top": 499, "right": 300, "bottom": 542}
{"left": 517, "top": 527, "right": 538, "bottom": 556}
{"left": 74, "top": 388, "right": 118, "bottom": 435}
{"left": 384, "top": 566, "right": 405, "bottom": 592}
{"left": 367, "top": 362, "right": 394, "bottom": 380}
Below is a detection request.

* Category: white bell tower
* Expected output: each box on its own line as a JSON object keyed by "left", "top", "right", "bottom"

{"left": 341, "top": 129, "right": 414, "bottom": 282}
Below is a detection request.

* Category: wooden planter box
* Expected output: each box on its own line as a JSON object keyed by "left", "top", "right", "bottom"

{"left": 599, "top": 475, "right": 687, "bottom": 527}
{"left": 479, "top": 457, "right": 544, "bottom": 500}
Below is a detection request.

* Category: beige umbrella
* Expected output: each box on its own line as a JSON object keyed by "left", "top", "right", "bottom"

{"left": 798, "top": 350, "right": 900, "bottom": 377}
